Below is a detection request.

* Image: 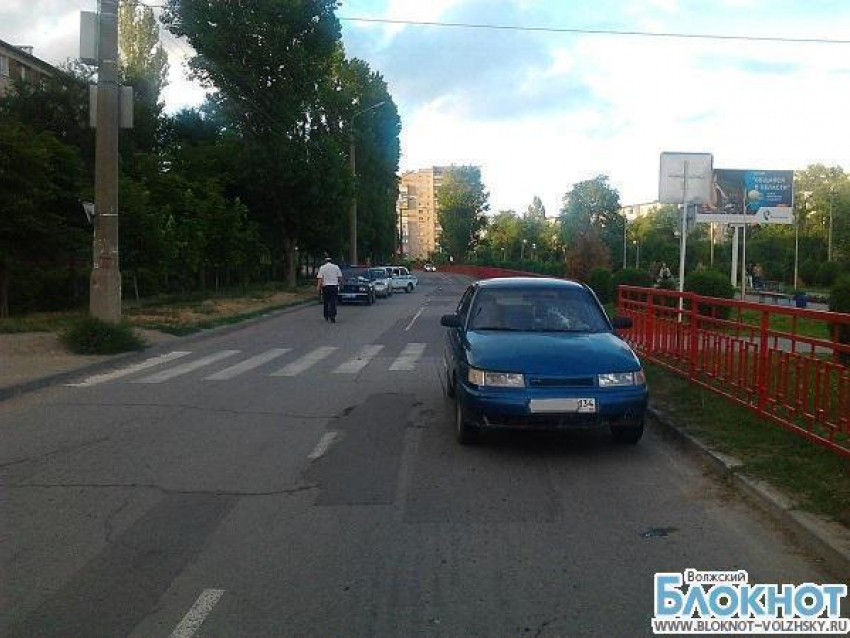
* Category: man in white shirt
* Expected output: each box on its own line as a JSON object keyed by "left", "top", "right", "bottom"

{"left": 317, "top": 256, "right": 344, "bottom": 323}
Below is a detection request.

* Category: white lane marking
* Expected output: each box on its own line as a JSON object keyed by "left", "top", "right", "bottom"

{"left": 404, "top": 307, "right": 425, "bottom": 331}
{"left": 66, "top": 351, "right": 191, "bottom": 387}
{"left": 333, "top": 345, "right": 384, "bottom": 374}
{"left": 271, "top": 346, "right": 337, "bottom": 377}
{"left": 134, "top": 351, "right": 240, "bottom": 384}
{"left": 204, "top": 348, "right": 291, "bottom": 380}
{"left": 169, "top": 588, "right": 225, "bottom": 638}
{"left": 389, "top": 343, "right": 427, "bottom": 371}
{"left": 307, "top": 432, "right": 339, "bottom": 460}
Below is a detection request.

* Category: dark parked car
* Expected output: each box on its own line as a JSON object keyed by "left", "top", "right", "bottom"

{"left": 338, "top": 267, "right": 376, "bottom": 305}
{"left": 440, "top": 277, "right": 647, "bottom": 444}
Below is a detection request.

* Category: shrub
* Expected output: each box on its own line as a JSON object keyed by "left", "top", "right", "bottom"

{"left": 611, "top": 267, "right": 653, "bottom": 292}
{"left": 61, "top": 317, "right": 146, "bottom": 355}
{"left": 829, "top": 275, "right": 850, "bottom": 364}
{"left": 684, "top": 269, "right": 735, "bottom": 318}
{"left": 799, "top": 259, "right": 819, "bottom": 288}
{"left": 588, "top": 267, "right": 612, "bottom": 303}
{"left": 817, "top": 261, "right": 841, "bottom": 288}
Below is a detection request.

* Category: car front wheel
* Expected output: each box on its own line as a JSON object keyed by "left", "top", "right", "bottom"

{"left": 455, "top": 397, "right": 478, "bottom": 445}
{"left": 611, "top": 420, "right": 644, "bottom": 444}
{"left": 406, "top": 283, "right": 413, "bottom": 293}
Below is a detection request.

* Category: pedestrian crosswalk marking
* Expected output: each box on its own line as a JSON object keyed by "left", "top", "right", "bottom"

{"left": 66, "top": 351, "right": 192, "bottom": 387}
{"left": 134, "top": 350, "right": 241, "bottom": 384}
{"left": 333, "top": 345, "right": 384, "bottom": 374}
{"left": 204, "top": 348, "right": 291, "bottom": 380}
{"left": 389, "top": 343, "right": 427, "bottom": 371}
{"left": 271, "top": 346, "right": 338, "bottom": 377}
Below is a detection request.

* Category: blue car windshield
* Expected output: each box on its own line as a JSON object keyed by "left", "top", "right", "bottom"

{"left": 468, "top": 288, "right": 609, "bottom": 333}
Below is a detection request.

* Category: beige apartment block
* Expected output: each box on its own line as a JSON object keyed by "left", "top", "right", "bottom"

{"left": 0, "top": 40, "right": 57, "bottom": 96}
{"left": 397, "top": 167, "right": 449, "bottom": 260}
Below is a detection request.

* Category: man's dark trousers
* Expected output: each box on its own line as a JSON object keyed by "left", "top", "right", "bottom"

{"left": 322, "top": 285, "right": 338, "bottom": 321}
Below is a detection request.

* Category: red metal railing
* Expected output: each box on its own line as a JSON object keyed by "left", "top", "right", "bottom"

{"left": 439, "top": 265, "right": 544, "bottom": 279}
{"left": 617, "top": 286, "right": 850, "bottom": 457}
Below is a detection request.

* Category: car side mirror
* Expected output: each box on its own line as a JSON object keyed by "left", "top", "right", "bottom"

{"left": 441, "top": 314, "right": 462, "bottom": 328}
{"left": 612, "top": 316, "right": 633, "bottom": 330}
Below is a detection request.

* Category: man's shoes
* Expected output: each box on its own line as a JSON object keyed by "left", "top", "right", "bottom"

{"left": 331, "top": 317, "right": 336, "bottom": 323}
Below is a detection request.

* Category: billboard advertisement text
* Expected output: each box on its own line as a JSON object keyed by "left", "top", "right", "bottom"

{"left": 697, "top": 169, "right": 794, "bottom": 225}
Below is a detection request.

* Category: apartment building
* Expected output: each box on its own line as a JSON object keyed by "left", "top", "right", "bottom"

{"left": 0, "top": 40, "right": 58, "bottom": 96}
{"left": 620, "top": 201, "right": 660, "bottom": 222}
{"left": 397, "top": 167, "right": 448, "bottom": 259}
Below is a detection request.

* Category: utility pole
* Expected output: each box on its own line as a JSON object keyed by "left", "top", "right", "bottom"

{"left": 90, "top": 0, "right": 121, "bottom": 323}
{"left": 349, "top": 134, "right": 357, "bottom": 265}
{"left": 349, "top": 101, "right": 386, "bottom": 266}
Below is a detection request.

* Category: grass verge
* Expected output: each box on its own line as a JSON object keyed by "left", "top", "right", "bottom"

{"left": 646, "top": 363, "right": 849, "bottom": 527}
{"left": 0, "top": 311, "right": 84, "bottom": 334}
{"left": 125, "top": 285, "right": 316, "bottom": 335}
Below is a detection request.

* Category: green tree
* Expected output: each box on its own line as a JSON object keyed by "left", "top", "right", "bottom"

{"left": 437, "top": 166, "right": 490, "bottom": 261}
{"left": 559, "top": 175, "right": 621, "bottom": 272}
{"left": 486, "top": 210, "right": 522, "bottom": 260}
{"left": 560, "top": 176, "right": 622, "bottom": 257}
{"left": 0, "top": 120, "right": 85, "bottom": 316}
{"left": 163, "top": 0, "right": 345, "bottom": 287}
{"left": 526, "top": 195, "right": 546, "bottom": 221}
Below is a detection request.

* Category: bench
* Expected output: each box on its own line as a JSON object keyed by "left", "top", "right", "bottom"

{"left": 755, "top": 290, "right": 793, "bottom": 306}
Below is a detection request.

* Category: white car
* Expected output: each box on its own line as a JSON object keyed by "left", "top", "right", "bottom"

{"left": 423, "top": 263, "right": 437, "bottom": 272}
{"left": 368, "top": 267, "right": 393, "bottom": 298}
{"left": 384, "top": 266, "right": 418, "bottom": 293}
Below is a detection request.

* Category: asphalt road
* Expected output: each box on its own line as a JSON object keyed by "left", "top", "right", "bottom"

{"left": 0, "top": 272, "right": 839, "bottom": 637}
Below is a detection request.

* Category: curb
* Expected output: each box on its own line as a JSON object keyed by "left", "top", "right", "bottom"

{"left": 649, "top": 406, "right": 850, "bottom": 580}
{"left": 0, "top": 298, "right": 316, "bottom": 403}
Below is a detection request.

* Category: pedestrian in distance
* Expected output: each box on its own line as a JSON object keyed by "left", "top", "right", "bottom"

{"left": 317, "top": 255, "right": 343, "bottom": 323}
{"left": 659, "top": 262, "right": 672, "bottom": 284}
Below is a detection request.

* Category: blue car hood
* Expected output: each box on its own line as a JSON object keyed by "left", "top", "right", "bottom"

{"left": 464, "top": 331, "right": 640, "bottom": 375}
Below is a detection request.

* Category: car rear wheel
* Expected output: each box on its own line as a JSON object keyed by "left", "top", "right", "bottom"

{"left": 455, "top": 397, "right": 478, "bottom": 445}
{"left": 611, "top": 420, "right": 644, "bottom": 444}
{"left": 406, "top": 283, "right": 413, "bottom": 293}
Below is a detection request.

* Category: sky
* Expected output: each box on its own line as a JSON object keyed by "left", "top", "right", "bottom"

{"left": 3, "top": 0, "right": 850, "bottom": 217}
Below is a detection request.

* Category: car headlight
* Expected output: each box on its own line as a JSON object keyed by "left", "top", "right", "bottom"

{"left": 468, "top": 367, "right": 525, "bottom": 388}
{"left": 359, "top": 286, "right": 367, "bottom": 292}
{"left": 598, "top": 370, "right": 646, "bottom": 387}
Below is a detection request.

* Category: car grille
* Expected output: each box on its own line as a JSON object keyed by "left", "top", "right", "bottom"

{"left": 528, "top": 376, "right": 595, "bottom": 388}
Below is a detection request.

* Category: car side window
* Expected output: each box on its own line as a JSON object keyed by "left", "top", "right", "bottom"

{"left": 456, "top": 286, "right": 475, "bottom": 321}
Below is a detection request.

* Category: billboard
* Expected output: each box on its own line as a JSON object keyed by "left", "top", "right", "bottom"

{"left": 697, "top": 169, "right": 794, "bottom": 224}
{"left": 659, "top": 152, "right": 713, "bottom": 205}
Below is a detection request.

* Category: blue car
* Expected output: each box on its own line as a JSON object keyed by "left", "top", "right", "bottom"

{"left": 440, "top": 278, "right": 647, "bottom": 445}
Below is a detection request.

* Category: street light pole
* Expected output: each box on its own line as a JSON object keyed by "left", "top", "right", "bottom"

{"left": 622, "top": 211, "right": 628, "bottom": 269}
{"left": 349, "top": 101, "right": 386, "bottom": 265}
{"left": 521, "top": 239, "right": 527, "bottom": 260}
{"left": 828, "top": 186, "right": 834, "bottom": 262}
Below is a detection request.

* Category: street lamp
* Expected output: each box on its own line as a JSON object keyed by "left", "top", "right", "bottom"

{"left": 349, "top": 100, "right": 387, "bottom": 265}
{"left": 633, "top": 239, "right": 640, "bottom": 269}
{"left": 521, "top": 238, "right": 528, "bottom": 260}
{"left": 501, "top": 247, "right": 506, "bottom": 262}
{"left": 828, "top": 185, "right": 835, "bottom": 262}
{"left": 531, "top": 242, "right": 537, "bottom": 260}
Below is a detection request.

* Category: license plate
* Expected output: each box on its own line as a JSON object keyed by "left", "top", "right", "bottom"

{"left": 529, "top": 398, "right": 597, "bottom": 414}
{"left": 341, "top": 294, "right": 356, "bottom": 299}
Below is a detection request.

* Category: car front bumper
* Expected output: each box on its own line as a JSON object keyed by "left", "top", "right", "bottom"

{"left": 457, "top": 381, "right": 647, "bottom": 430}
{"left": 338, "top": 291, "right": 370, "bottom": 303}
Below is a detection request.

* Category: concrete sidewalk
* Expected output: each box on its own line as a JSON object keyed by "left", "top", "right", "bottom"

{"left": 0, "top": 330, "right": 177, "bottom": 397}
